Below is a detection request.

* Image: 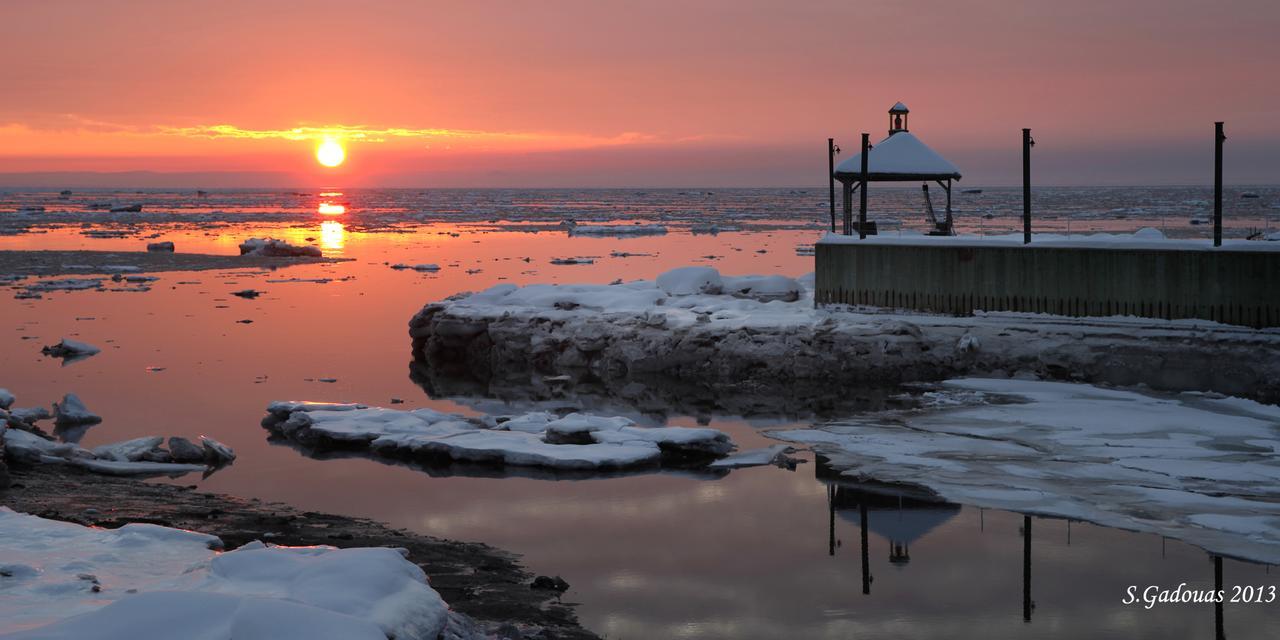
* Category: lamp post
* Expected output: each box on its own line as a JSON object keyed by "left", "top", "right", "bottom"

{"left": 828, "top": 138, "right": 839, "bottom": 233}
{"left": 859, "top": 133, "right": 870, "bottom": 240}
{"left": 1214, "top": 122, "right": 1225, "bottom": 247}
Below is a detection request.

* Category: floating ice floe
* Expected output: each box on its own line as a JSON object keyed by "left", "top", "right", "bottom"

{"left": 262, "top": 402, "right": 734, "bottom": 472}
{"left": 409, "top": 266, "right": 1280, "bottom": 405}
{"left": 19, "top": 278, "right": 104, "bottom": 294}
{"left": 238, "top": 237, "right": 322, "bottom": 257}
{"left": 549, "top": 257, "right": 594, "bottom": 265}
{"left": 391, "top": 263, "right": 440, "bottom": 272}
{"left": 566, "top": 223, "right": 668, "bottom": 237}
{"left": 41, "top": 338, "right": 101, "bottom": 364}
{"left": 770, "top": 378, "right": 1280, "bottom": 564}
{"left": 690, "top": 223, "right": 740, "bottom": 235}
{"left": 0, "top": 508, "right": 448, "bottom": 640}
{"left": 707, "top": 444, "right": 795, "bottom": 469}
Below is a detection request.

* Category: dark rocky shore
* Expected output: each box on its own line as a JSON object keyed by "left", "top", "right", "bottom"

{"left": 0, "top": 464, "right": 598, "bottom": 640}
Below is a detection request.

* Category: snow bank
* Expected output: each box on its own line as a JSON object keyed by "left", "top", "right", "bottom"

{"left": 238, "top": 237, "right": 322, "bottom": 257}
{"left": 771, "top": 378, "right": 1280, "bottom": 564}
{"left": 410, "top": 267, "right": 1280, "bottom": 403}
{"left": 262, "top": 402, "right": 734, "bottom": 472}
{"left": 0, "top": 508, "right": 448, "bottom": 639}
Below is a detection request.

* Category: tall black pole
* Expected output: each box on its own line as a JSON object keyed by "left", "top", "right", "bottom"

{"left": 1215, "top": 122, "right": 1225, "bottom": 247}
{"left": 859, "top": 133, "right": 870, "bottom": 240}
{"left": 1023, "top": 515, "right": 1032, "bottom": 622}
{"left": 1023, "top": 128, "right": 1032, "bottom": 244}
{"left": 828, "top": 138, "right": 836, "bottom": 233}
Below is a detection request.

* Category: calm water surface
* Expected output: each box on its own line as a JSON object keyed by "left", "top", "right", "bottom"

{"left": 2, "top": 188, "right": 1278, "bottom": 638}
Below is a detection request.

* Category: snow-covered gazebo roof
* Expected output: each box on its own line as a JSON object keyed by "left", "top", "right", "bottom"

{"left": 833, "top": 130, "right": 962, "bottom": 182}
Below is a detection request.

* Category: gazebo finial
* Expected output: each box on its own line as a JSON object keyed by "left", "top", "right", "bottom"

{"left": 889, "top": 102, "right": 910, "bottom": 136}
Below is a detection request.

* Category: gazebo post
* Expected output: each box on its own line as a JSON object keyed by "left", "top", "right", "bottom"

{"left": 859, "top": 132, "right": 870, "bottom": 240}
{"left": 841, "top": 179, "right": 853, "bottom": 236}
{"left": 941, "top": 179, "right": 954, "bottom": 234}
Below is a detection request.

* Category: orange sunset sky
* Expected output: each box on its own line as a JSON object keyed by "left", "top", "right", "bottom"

{"left": 2, "top": 0, "right": 1278, "bottom": 187}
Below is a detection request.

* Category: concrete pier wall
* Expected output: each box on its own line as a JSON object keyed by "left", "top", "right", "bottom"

{"left": 815, "top": 242, "right": 1280, "bottom": 328}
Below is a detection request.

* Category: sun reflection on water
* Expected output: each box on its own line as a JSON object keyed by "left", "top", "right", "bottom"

{"left": 317, "top": 202, "right": 346, "bottom": 215}
{"left": 320, "top": 220, "right": 345, "bottom": 250}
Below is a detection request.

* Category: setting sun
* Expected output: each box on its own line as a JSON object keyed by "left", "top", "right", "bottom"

{"left": 315, "top": 138, "right": 345, "bottom": 167}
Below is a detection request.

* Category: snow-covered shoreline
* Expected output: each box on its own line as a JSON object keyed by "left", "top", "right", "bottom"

{"left": 409, "top": 267, "right": 1280, "bottom": 404}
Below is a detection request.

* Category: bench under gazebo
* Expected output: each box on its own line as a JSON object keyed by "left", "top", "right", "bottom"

{"left": 832, "top": 102, "right": 963, "bottom": 236}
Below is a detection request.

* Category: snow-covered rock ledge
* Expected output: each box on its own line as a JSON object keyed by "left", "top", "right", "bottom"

{"left": 409, "top": 267, "right": 1280, "bottom": 403}
{"left": 774, "top": 379, "right": 1280, "bottom": 565}
{"left": 262, "top": 401, "right": 735, "bottom": 473}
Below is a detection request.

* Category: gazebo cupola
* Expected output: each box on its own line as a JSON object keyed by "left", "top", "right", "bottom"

{"left": 888, "top": 102, "right": 910, "bottom": 136}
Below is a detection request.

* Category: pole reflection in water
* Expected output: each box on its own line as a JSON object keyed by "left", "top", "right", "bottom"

{"left": 861, "top": 502, "right": 871, "bottom": 595}
{"left": 1023, "top": 515, "right": 1033, "bottom": 623}
{"left": 1215, "top": 555, "right": 1224, "bottom": 640}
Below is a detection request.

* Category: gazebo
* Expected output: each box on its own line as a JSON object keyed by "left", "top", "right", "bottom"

{"left": 832, "top": 102, "right": 963, "bottom": 236}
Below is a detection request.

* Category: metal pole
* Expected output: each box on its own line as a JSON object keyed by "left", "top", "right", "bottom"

{"left": 828, "top": 138, "right": 836, "bottom": 233}
{"left": 1215, "top": 122, "right": 1224, "bottom": 247}
{"left": 859, "top": 133, "right": 870, "bottom": 240}
{"left": 1023, "top": 128, "right": 1032, "bottom": 244}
